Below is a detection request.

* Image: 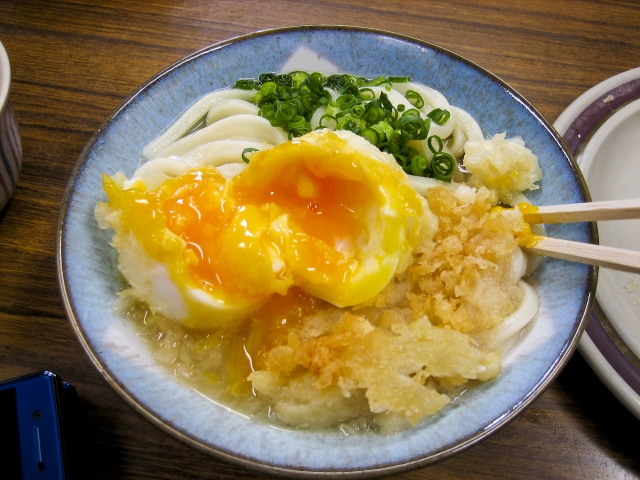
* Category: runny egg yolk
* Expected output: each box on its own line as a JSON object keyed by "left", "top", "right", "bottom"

{"left": 102, "top": 130, "right": 425, "bottom": 327}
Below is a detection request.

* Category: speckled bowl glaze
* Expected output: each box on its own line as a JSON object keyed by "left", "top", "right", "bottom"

{"left": 57, "top": 26, "right": 595, "bottom": 477}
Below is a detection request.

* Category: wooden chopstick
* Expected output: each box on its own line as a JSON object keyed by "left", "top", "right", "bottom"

{"left": 520, "top": 199, "right": 640, "bottom": 224}
{"left": 519, "top": 234, "right": 640, "bottom": 274}
{"left": 519, "top": 199, "right": 640, "bottom": 272}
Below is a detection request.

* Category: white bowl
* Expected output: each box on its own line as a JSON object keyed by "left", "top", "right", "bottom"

{"left": 0, "top": 39, "right": 22, "bottom": 212}
{"left": 554, "top": 67, "right": 640, "bottom": 419}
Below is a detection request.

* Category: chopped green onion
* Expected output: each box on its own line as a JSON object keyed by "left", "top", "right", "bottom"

{"left": 378, "top": 92, "right": 394, "bottom": 112}
{"left": 288, "top": 71, "right": 307, "bottom": 86}
{"left": 275, "top": 102, "right": 297, "bottom": 123}
{"left": 303, "top": 72, "right": 326, "bottom": 95}
{"left": 259, "top": 102, "right": 275, "bottom": 119}
{"left": 428, "top": 108, "right": 451, "bottom": 126}
{"left": 405, "top": 90, "right": 424, "bottom": 109}
{"left": 258, "top": 73, "right": 277, "bottom": 84}
{"left": 371, "top": 121, "right": 394, "bottom": 142}
{"left": 431, "top": 152, "right": 456, "bottom": 181}
{"left": 260, "top": 81, "right": 278, "bottom": 96}
{"left": 319, "top": 90, "right": 332, "bottom": 105}
{"left": 288, "top": 115, "right": 306, "bottom": 129}
{"left": 364, "top": 106, "right": 385, "bottom": 123}
{"left": 361, "top": 128, "right": 379, "bottom": 145}
{"left": 336, "top": 94, "right": 357, "bottom": 110}
{"left": 402, "top": 108, "right": 422, "bottom": 118}
{"left": 350, "top": 104, "right": 366, "bottom": 118}
{"left": 410, "top": 155, "right": 430, "bottom": 176}
{"left": 358, "top": 88, "right": 375, "bottom": 101}
{"left": 344, "top": 84, "right": 359, "bottom": 96}
{"left": 427, "top": 135, "right": 444, "bottom": 154}
{"left": 235, "top": 78, "right": 260, "bottom": 90}
{"left": 400, "top": 158, "right": 412, "bottom": 174}
{"left": 338, "top": 118, "right": 358, "bottom": 132}
{"left": 260, "top": 92, "right": 279, "bottom": 107}
{"left": 275, "top": 74, "right": 293, "bottom": 86}
{"left": 396, "top": 114, "right": 428, "bottom": 140}
{"left": 288, "top": 128, "right": 308, "bottom": 140}
{"left": 368, "top": 76, "right": 389, "bottom": 86}
{"left": 301, "top": 93, "right": 320, "bottom": 112}
{"left": 319, "top": 114, "right": 337, "bottom": 129}
{"left": 334, "top": 109, "right": 348, "bottom": 120}
{"left": 236, "top": 71, "right": 461, "bottom": 180}
{"left": 276, "top": 85, "right": 293, "bottom": 101}
{"left": 242, "top": 147, "right": 259, "bottom": 164}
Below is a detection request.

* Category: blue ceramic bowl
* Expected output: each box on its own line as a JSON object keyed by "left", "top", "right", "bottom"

{"left": 57, "top": 26, "right": 595, "bottom": 477}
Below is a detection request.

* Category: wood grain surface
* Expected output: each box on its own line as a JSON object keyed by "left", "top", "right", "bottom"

{"left": 1, "top": 1, "right": 639, "bottom": 478}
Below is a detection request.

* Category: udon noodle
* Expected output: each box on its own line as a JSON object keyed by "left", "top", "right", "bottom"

{"left": 95, "top": 73, "right": 543, "bottom": 435}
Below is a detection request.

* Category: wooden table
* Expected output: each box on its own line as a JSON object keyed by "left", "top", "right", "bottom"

{"left": 1, "top": 1, "right": 639, "bottom": 478}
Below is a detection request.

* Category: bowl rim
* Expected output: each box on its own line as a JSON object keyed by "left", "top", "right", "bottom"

{"left": 56, "top": 24, "right": 597, "bottom": 477}
{"left": 0, "top": 40, "right": 10, "bottom": 113}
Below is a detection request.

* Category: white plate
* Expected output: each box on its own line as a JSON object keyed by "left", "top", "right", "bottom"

{"left": 554, "top": 67, "right": 640, "bottom": 419}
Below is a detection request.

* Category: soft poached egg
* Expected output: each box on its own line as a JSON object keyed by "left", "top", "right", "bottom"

{"left": 97, "top": 130, "right": 435, "bottom": 328}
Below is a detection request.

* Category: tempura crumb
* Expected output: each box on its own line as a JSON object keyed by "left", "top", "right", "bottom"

{"left": 243, "top": 185, "right": 525, "bottom": 429}
{"left": 122, "top": 183, "right": 531, "bottom": 434}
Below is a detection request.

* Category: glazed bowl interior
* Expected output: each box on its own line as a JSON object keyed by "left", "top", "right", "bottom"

{"left": 57, "top": 26, "right": 595, "bottom": 477}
